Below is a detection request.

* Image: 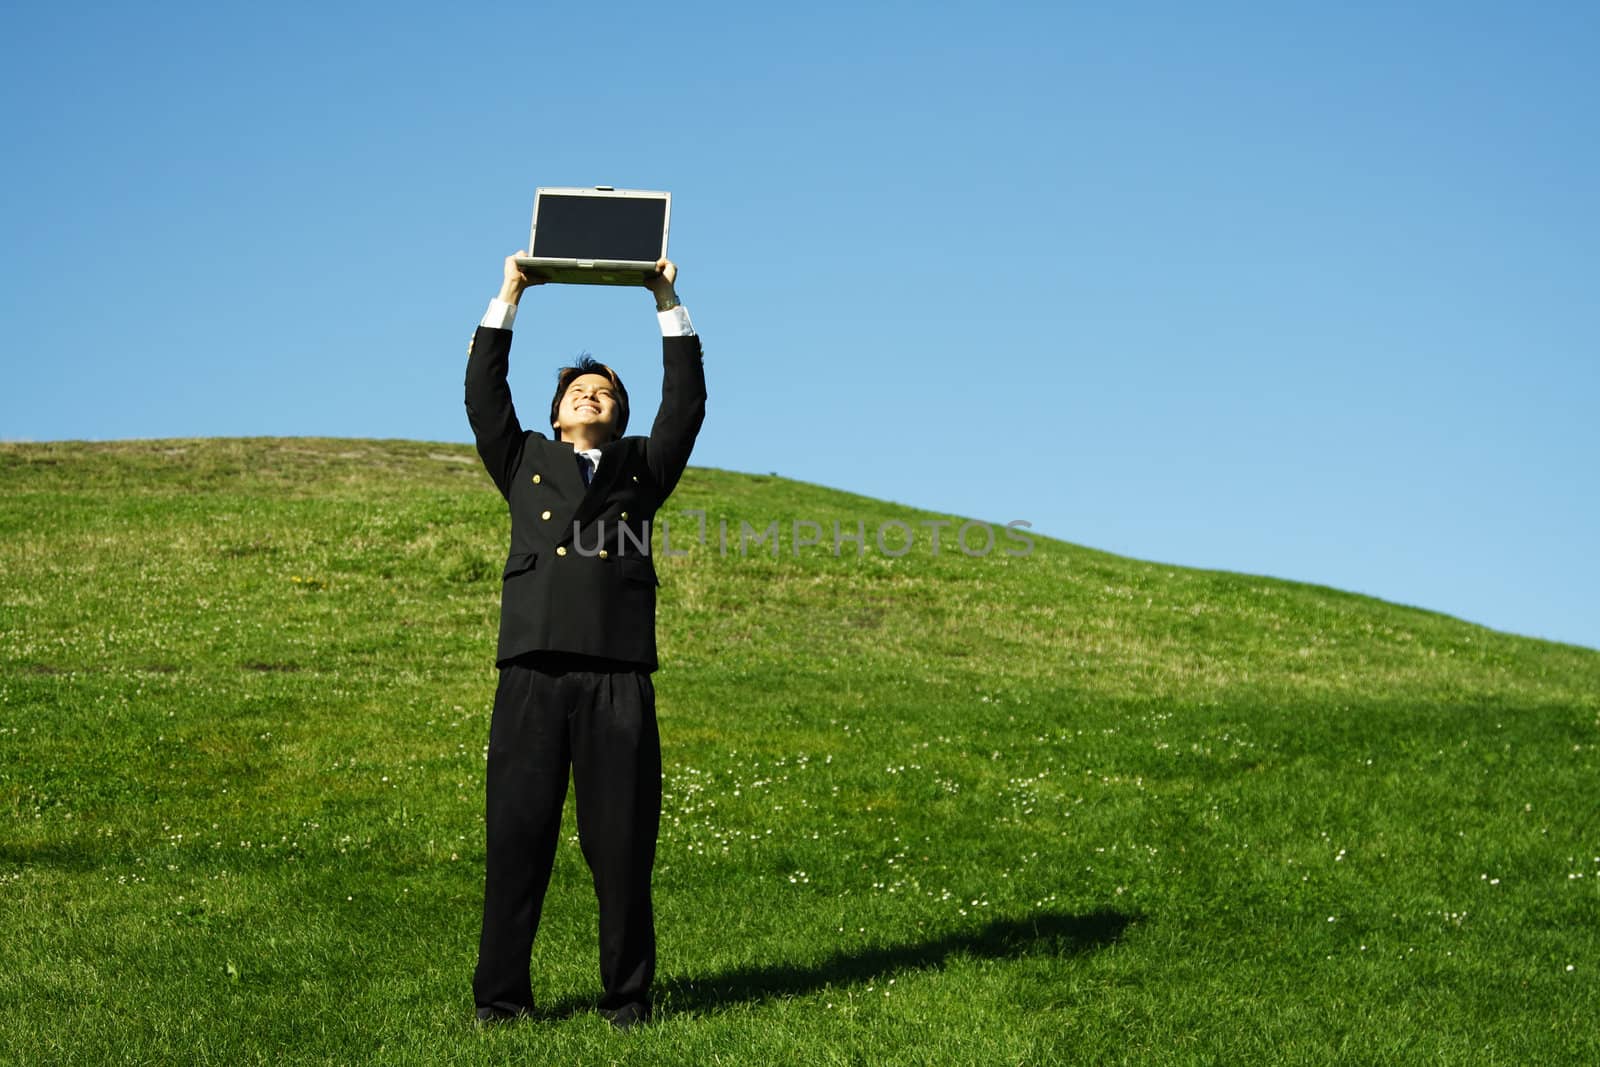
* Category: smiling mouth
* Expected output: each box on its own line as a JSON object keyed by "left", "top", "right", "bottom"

{"left": 577, "top": 403, "right": 600, "bottom": 414}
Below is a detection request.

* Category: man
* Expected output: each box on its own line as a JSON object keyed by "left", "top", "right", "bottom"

{"left": 463, "top": 251, "right": 706, "bottom": 1031}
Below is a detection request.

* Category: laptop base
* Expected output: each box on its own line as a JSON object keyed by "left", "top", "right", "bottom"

{"left": 515, "top": 259, "right": 656, "bottom": 287}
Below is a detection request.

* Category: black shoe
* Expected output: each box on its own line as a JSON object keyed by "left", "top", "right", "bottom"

{"left": 474, "top": 1003, "right": 533, "bottom": 1027}
{"left": 600, "top": 1002, "right": 652, "bottom": 1032}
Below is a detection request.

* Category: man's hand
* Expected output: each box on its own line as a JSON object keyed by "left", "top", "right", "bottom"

{"left": 498, "top": 251, "right": 545, "bottom": 305}
{"left": 645, "top": 258, "right": 679, "bottom": 310}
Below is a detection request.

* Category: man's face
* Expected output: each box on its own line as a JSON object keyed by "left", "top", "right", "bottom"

{"left": 554, "top": 373, "right": 620, "bottom": 440}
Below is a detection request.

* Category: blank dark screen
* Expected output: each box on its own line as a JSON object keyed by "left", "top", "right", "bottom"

{"left": 533, "top": 195, "right": 666, "bottom": 261}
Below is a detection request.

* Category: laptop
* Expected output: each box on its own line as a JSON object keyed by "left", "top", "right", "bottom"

{"left": 513, "top": 186, "right": 671, "bottom": 286}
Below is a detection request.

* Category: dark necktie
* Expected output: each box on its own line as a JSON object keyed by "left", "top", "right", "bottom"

{"left": 576, "top": 453, "right": 594, "bottom": 486}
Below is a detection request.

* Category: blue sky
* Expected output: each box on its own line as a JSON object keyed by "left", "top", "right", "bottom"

{"left": 4, "top": 2, "right": 1597, "bottom": 650}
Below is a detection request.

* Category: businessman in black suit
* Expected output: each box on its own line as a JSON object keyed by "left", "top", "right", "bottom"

{"left": 464, "top": 251, "right": 705, "bottom": 1031}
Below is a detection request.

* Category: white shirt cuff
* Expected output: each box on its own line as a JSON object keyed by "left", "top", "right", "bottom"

{"left": 481, "top": 298, "right": 518, "bottom": 330}
{"left": 658, "top": 305, "right": 695, "bottom": 337}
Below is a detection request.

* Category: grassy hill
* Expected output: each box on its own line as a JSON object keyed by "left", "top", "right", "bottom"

{"left": 2, "top": 437, "right": 1596, "bottom": 1065}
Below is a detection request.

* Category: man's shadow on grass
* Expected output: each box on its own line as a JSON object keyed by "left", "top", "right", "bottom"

{"left": 546, "top": 908, "right": 1136, "bottom": 1019}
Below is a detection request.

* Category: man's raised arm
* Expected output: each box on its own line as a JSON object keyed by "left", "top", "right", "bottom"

{"left": 464, "top": 253, "right": 544, "bottom": 498}
{"left": 642, "top": 259, "right": 706, "bottom": 499}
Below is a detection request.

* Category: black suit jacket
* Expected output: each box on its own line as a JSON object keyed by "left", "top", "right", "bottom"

{"left": 464, "top": 322, "right": 706, "bottom": 671}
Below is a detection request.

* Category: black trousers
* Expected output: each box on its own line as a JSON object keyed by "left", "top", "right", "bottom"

{"left": 472, "top": 654, "right": 661, "bottom": 1015}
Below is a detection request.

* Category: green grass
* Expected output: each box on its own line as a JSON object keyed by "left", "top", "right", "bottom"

{"left": 2, "top": 437, "right": 1597, "bottom": 1065}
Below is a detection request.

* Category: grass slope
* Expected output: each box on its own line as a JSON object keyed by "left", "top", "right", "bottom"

{"left": 1, "top": 437, "right": 1597, "bottom": 1065}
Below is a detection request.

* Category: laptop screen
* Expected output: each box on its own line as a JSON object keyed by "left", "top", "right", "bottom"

{"left": 532, "top": 193, "right": 667, "bottom": 262}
